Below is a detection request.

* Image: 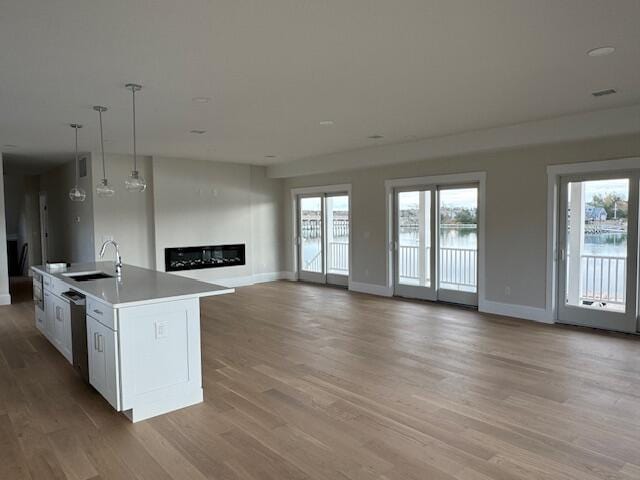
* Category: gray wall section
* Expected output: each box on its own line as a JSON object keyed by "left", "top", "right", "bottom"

{"left": 283, "top": 133, "right": 640, "bottom": 309}
{"left": 152, "top": 157, "right": 285, "bottom": 282}
{"left": 92, "top": 154, "right": 156, "bottom": 269}
{"left": 39, "top": 155, "right": 95, "bottom": 263}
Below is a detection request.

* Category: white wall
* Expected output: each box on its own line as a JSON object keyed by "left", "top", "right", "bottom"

{"left": 152, "top": 157, "right": 284, "bottom": 284}
{"left": 39, "top": 156, "right": 95, "bottom": 263}
{"left": 282, "top": 133, "right": 640, "bottom": 315}
{"left": 0, "top": 156, "right": 11, "bottom": 304}
{"left": 92, "top": 154, "right": 155, "bottom": 269}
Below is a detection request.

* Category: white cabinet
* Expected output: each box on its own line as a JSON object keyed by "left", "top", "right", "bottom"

{"left": 35, "top": 306, "right": 46, "bottom": 334}
{"left": 87, "top": 315, "right": 120, "bottom": 410}
{"left": 43, "top": 291, "right": 55, "bottom": 340}
{"left": 42, "top": 287, "right": 72, "bottom": 363}
{"left": 52, "top": 295, "right": 72, "bottom": 363}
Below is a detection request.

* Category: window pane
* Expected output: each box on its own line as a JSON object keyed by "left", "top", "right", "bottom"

{"left": 438, "top": 188, "right": 477, "bottom": 293}
{"left": 326, "top": 195, "right": 349, "bottom": 275}
{"left": 300, "top": 197, "right": 323, "bottom": 273}
{"left": 398, "top": 190, "right": 431, "bottom": 287}
{"left": 564, "top": 179, "right": 628, "bottom": 312}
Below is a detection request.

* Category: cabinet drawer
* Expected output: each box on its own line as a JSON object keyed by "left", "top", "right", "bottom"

{"left": 87, "top": 298, "right": 116, "bottom": 330}
{"left": 42, "top": 274, "right": 53, "bottom": 289}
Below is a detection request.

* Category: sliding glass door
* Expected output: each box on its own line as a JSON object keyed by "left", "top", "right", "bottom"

{"left": 394, "top": 184, "right": 479, "bottom": 306}
{"left": 297, "top": 193, "right": 349, "bottom": 286}
{"left": 557, "top": 173, "right": 639, "bottom": 332}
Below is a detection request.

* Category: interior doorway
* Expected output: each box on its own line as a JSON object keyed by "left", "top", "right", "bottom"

{"left": 296, "top": 191, "right": 350, "bottom": 287}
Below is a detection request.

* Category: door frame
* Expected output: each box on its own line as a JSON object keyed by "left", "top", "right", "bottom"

{"left": 393, "top": 186, "right": 437, "bottom": 301}
{"left": 39, "top": 192, "right": 48, "bottom": 264}
{"left": 435, "top": 183, "right": 480, "bottom": 306}
{"left": 556, "top": 171, "right": 639, "bottom": 333}
{"left": 297, "top": 193, "right": 326, "bottom": 284}
{"left": 547, "top": 158, "right": 640, "bottom": 330}
{"left": 291, "top": 184, "right": 352, "bottom": 286}
{"left": 385, "top": 172, "right": 486, "bottom": 305}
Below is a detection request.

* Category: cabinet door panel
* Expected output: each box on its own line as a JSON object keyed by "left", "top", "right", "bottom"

{"left": 44, "top": 292, "right": 55, "bottom": 340}
{"left": 87, "top": 316, "right": 120, "bottom": 410}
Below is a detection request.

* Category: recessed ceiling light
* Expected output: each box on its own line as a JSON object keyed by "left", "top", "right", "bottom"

{"left": 3, "top": 144, "right": 17, "bottom": 148}
{"left": 264, "top": 155, "right": 277, "bottom": 158}
{"left": 319, "top": 120, "right": 334, "bottom": 126}
{"left": 368, "top": 134, "right": 383, "bottom": 139}
{"left": 192, "top": 97, "right": 211, "bottom": 103}
{"left": 587, "top": 46, "right": 615, "bottom": 57}
{"left": 189, "top": 129, "right": 207, "bottom": 134}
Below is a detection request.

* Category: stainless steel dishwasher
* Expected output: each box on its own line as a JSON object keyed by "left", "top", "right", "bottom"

{"left": 62, "top": 291, "right": 89, "bottom": 383}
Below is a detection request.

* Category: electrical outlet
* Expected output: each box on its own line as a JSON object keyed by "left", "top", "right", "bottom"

{"left": 505, "top": 286, "right": 511, "bottom": 296}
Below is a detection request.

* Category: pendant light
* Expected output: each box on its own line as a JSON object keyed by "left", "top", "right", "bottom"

{"left": 68, "top": 123, "right": 86, "bottom": 202}
{"left": 93, "top": 105, "right": 115, "bottom": 197}
{"left": 124, "top": 83, "right": 146, "bottom": 192}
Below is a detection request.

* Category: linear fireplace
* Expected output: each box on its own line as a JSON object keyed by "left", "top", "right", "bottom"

{"left": 165, "top": 244, "right": 245, "bottom": 272}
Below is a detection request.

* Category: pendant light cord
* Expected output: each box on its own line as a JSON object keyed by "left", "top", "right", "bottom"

{"left": 74, "top": 125, "right": 79, "bottom": 183}
{"left": 99, "top": 109, "right": 106, "bottom": 180}
{"left": 132, "top": 87, "right": 137, "bottom": 172}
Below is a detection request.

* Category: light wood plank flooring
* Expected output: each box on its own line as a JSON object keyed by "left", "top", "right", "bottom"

{"left": 1, "top": 277, "right": 640, "bottom": 479}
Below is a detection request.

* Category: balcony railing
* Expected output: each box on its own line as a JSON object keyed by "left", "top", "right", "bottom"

{"left": 440, "top": 247, "right": 477, "bottom": 288}
{"left": 398, "top": 245, "right": 477, "bottom": 289}
{"left": 302, "top": 241, "right": 349, "bottom": 273}
{"left": 580, "top": 254, "right": 626, "bottom": 305}
{"left": 328, "top": 241, "right": 348, "bottom": 273}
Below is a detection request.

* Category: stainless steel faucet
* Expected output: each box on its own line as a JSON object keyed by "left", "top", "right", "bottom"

{"left": 99, "top": 240, "right": 123, "bottom": 277}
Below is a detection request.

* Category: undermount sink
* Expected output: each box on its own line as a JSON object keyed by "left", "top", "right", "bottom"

{"left": 63, "top": 271, "right": 113, "bottom": 282}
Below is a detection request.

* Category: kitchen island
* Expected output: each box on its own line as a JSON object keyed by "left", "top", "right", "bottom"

{"left": 31, "top": 261, "right": 234, "bottom": 422}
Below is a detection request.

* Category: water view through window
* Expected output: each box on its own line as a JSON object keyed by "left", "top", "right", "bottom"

{"left": 300, "top": 195, "right": 350, "bottom": 276}
{"left": 397, "top": 187, "right": 478, "bottom": 292}
{"left": 564, "top": 178, "right": 628, "bottom": 312}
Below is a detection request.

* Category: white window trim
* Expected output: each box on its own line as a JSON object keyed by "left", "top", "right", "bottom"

{"left": 290, "top": 184, "right": 352, "bottom": 283}
{"left": 384, "top": 172, "right": 487, "bottom": 308}
{"left": 546, "top": 157, "right": 640, "bottom": 323}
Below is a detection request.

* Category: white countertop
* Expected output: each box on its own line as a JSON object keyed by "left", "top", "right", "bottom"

{"left": 32, "top": 262, "right": 234, "bottom": 308}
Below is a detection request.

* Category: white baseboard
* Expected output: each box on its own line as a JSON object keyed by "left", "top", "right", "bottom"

{"left": 215, "top": 271, "right": 295, "bottom": 288}
{"left": 0, "top": 293, "right": 11, "bottom": 306}
{"left": 349, "top": 281, "right": 393, "bottom": 297}
{"left": 479, "top": 300, "right": 553, "bottom": 324}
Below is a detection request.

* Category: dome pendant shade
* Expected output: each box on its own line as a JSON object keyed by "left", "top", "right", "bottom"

{"left": 125, "top": 83, "right": 146, "bottom": 192}
{"left": 68, "top": 123, "right": 85, "bottom": 202}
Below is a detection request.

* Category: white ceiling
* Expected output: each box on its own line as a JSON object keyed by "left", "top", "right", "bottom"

{"left": 1, "top": 0, "right": 639, "bottom": 171}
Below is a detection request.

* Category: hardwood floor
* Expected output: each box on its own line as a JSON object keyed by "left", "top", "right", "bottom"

{"left": 1, "top": 278, "right": 640, "bottom": 479}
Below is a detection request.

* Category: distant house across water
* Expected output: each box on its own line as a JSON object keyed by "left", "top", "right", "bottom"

{"left": 585, "top": 205, "right": 607, "bottom": 222}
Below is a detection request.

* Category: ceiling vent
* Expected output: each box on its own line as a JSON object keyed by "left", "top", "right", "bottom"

{"left": 592, "top": 88, "right": 617, "bottom": 97}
